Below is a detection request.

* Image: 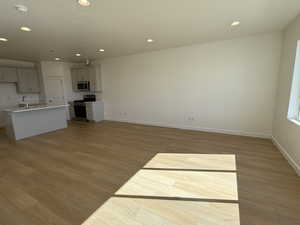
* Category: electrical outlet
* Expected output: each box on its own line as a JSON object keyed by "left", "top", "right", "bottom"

{"left": 186, "top": 116, "right": 196, "bottom": 121}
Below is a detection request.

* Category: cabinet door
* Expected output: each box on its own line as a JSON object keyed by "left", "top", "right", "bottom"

{"left": 88, "top": 65, "right": 102, "bottom": 92}
{"left": 29, "top": 69, "right": 40, "bottom": 92}
{"left": 0, "top": 67, "right": 17, "bottom": 82}
{"left": 17, "top": 68, "right": 40, "bottom": 93}
{"left": 0, "top": 69, "right": 4, "bottom": 82}
{"left": 77, "top": 69, "right": 84, "bottom": 81}
{"left": 94, "top": 64, "right": 102, "bottom": 92}
{"left": 88, "top": 67, "right": 96, "bottom": 92}
{"left": 86, "top": 103, "right": 93, "bottom": 121}
{"left": 71, "top": 68, "right": 79, "bottom": 92}
{"left": 76, "top": 68, "right": 86, "bottom": 81}
{"left": 78, "top": 68, "right": 90, "bottom": 81}
{"left": 71, "top": 68, "right": 90, "bottom": 92}
{"left": 69, "top": 104, "right": 75, "bottom": 119}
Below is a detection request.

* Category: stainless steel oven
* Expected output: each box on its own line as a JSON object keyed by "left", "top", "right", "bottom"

{"left": 73, "top": 95, "right": 96, "bottom": 120}
{"left": 73, "top": 101, "right": 87, "bottom": 119}
{"left": 77, "top": 81, "right": 90, "bottom": 91}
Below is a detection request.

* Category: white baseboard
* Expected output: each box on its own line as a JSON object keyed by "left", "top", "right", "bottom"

{"left": 272, "top": 136, "right": 300, "bottom": 176}
{"left": 106, "top": 117, "right": 271, "bottom": 139}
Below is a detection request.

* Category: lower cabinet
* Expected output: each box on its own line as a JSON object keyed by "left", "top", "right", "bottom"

{"left": 86, "top": 101, "right": 104, "bottom": 122}
{"left": 68, "top": 103, "right": 75, "bottom": 119}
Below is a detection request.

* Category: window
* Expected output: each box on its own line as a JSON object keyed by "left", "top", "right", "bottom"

{"left": 288, "top": 40, "right": 300, "bottom": 123}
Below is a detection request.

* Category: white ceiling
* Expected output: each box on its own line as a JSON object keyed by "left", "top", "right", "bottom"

{"left": 0, "top": 0, "right": 299, "bottom": 62}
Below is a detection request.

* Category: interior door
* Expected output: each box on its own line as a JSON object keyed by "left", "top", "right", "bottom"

{"left": 46, "top": 77, "right": 65, "bottom": 105}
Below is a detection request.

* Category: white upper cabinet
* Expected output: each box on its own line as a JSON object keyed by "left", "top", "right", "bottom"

{"left": 0, "top": 66, "right": 40, "bottom": 93}
{"left": 0, "top": 67, "right": 18, "bottom": 83}
{"left": 71, "top": 68, "right": 89, "bottom": 92}
{"left": 89, "top": 64, "right": 102, "bottom": 92}
{"left": 71, "top": 64, "right": 102, "bottom": 92}
{"left": 17, "top": 68, "right": 40, "bottom": 93}
{"left": 78, "top": 68, "right": 90, "bottom": 81}
{"left": 71, "top": 68, "right": 79, "bottom": 92}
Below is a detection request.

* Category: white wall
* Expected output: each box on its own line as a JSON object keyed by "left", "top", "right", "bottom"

{"left": 273, "top": 15, "right": 300, "bottom": 175}
{"left": 0, "top": 59, "right": 40, "bottom": 127}
{"left": 100, "top": 33, "right": 282, "bottom": 138}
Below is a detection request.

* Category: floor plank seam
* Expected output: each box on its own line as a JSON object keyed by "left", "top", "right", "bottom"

{"left": 113, "top": 194, "right": 239, "bottom": 204}
{"left": 142, "top": 168, "right": 237, "bottom": 173}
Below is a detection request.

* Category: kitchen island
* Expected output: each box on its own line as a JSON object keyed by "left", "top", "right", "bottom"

{"left": 4, "top": 105, "right": 68, "bottom": 141}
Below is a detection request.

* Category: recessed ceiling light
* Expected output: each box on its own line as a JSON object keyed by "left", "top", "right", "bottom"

{"left": 146, "top": 38, "right": 154, "bottom": 43}
{"left": 54, "top": 57, "right": 61, "bottom": 61}
{"left": 76, "top": 53, "right": 81, "bottom": 56}
{"left": 0, "top": 38, "right": 8, "bottom": 42}
{"left": 20, "top": 26, "right": 32, "bottom": 32}
{"left": 78, "top": 0, "right": 91, "bottom": 6}
{"left": 231, "top": 21, "right": 240, "bottom": 27}
{"left": 15, "top": 5, "right": 28, "bottom": 13}
{"left": 98, "top": 49, "right": 105, "bottom": 52}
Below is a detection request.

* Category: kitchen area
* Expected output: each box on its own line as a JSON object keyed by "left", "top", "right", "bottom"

{"left": 69, "top": 63, "right": 104, "bottom": 123}
{"left": 0, "top": 59, "right": 104, "bottom": 141}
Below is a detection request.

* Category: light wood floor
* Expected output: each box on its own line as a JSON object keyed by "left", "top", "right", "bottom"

{"left": 84, "top": 153, "right": 240, "bottom": 225}
{"left": 83, "top": 197, "right": 240, "bottom": 225}
{"left": 144, "top": 153, "right": 237, "bottom": 170}
{"left": 115, "top": 169, "right": 238, "bottom": 200}
{"left": 0, "top": 121, "right": 299, "bottom": 225}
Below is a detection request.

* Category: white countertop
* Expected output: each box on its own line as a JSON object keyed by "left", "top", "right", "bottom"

{"left": 85, "top": 100, "right": 103, "bottom": 104}
{"left": 4, "top": 104, "right": 69, "bottom": 113}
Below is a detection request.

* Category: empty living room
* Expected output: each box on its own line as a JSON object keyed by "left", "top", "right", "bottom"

{"left": 0, "top": 0, "right": 300, "bottom": 225}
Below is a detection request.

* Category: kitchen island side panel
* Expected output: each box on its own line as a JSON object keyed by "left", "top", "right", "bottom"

{"left": 9, "top": 107, "right": 67, "bottom": 140}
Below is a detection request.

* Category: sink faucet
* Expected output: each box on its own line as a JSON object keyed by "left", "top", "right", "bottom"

{"left": 20, "top": 96, "right": 29, "bottom": 108}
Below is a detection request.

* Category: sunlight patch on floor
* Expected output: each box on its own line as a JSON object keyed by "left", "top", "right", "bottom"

{"left": 82, "top": 197, "right": 240, "bottom": 225}
{"left": 144, "top": 153, "right": 236, "bottom": 171}
{"left": 116, "top": 169, "right": 238, "bottom": 200}
{"left": 82, "top": 153, "right": 240, "bottom": 225}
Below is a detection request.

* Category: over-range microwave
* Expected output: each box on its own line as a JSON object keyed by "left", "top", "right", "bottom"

{"left": 77, "top": 81, "right": 90, "bottom": 91}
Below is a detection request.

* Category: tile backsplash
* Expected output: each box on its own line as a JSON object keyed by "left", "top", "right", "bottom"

{"left": 0, "top": 83, "right": 40, "bottom": 127}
